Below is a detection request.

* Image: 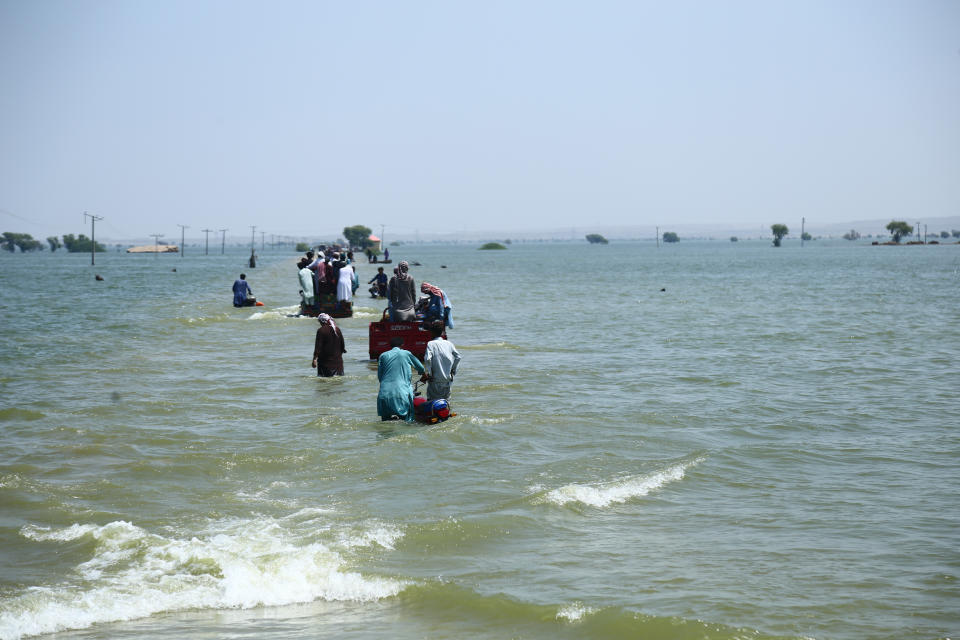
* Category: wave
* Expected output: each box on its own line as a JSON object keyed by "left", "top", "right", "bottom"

{"left": 0, "top": 407, "right": 45, "bottom": 422}
{"left": 2, "top": 511, "right": 406, "bottom": 639}
{"left": 540, "top": 458, "right": 703, "bottom": 508}
{"left": 247, "top": 304, "right": 301, "bottom": 321}
{"left": 458, "top": 341, "right": 524, "bottom": 351}
{"left": 394, "top": 582, "right": 793, "bottom": 639}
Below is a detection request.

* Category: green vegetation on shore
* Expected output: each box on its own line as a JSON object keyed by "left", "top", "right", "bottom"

{"left": 479, "top": 242, "right": 507, "bottom": 250}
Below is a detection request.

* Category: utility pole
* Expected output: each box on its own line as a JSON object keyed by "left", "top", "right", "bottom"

{"left": 202, "top": 228, "right": 212, "bottom": 255}
{"left": 83, "top": 211, "right": 102, "bottom": 266}
{"left": 150, "top": 233, "right": 164, "bottom": 257}
{"left": 177, "top": 224, "right": 189, "bottom": 257}
{"left": 219, "top": 228, "right": 228, "bottom": 254}
{"left": 656, "top": 226, "right": 660, "bottom": 248}
{"left": 924, "top": 224, "right": 927, "bottom": 244}
{"left": 380, "top": 224, "right": 385, "bottom": 251}
{"left": 260, "top": 231, "right": 265, "bottom": 251}
{"left": 250, "top": 225, "right": 256, "bottom": 251}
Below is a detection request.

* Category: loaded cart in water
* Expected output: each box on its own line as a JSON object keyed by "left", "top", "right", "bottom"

{"left": 299, "top": 294, "right": 352, "bottom": 318}
{"left": 368, "top": 309, "right": 440, "bottom": 360}
{"left": 297, "top": 252, "right": 353, "bottom": 318}
{"left": 370, "top": 296, "right": 455, "bottom": 425}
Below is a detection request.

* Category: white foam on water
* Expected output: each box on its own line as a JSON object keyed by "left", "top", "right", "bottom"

{"left": 0, "top": 474, "right": 22, "bottom": 489}
{"left": 2, "top": 515, "right": 406, "bottom": 640}
{"left": 274, "top": 304, "right": 301, "bottom": 314}
{"left": 235, "top": 481, "right": 301, "bottom": 508}
{"left": 337, "top": 523, "right": 404, "bottom": 550}
{"left": 543, "top": 458, "right": 703, "bottom": 508}
{"left": 556, "top": 602, "right": 595, "bottom": 622}
{"left": 469, "top": 415, "right": 509, "bottom": 425}
{"left": 246, "top": 309, "right": 287, "bottom": 320}
{"left": 20, "top": 522, "right": 101, "bottom": 542}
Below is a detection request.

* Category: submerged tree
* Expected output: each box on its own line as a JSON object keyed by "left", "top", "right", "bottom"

{"left": 342, "top": 225, "right": 373, "bottom": 249}
{"left": 47, "top": 236, "right": 62, "bottom": 251}
{"left": 885, "top": 221, "right": 913, "bottom": 243}
{"left": 662, "top": 231, "right": 679, "bottom": 243}
{"left": 62, "top": 233, "right": 105, "bottom": 253}
{"left": 1, "top": 232, "right": 43, "bottom": 252}
{"left": 585, "top": 234, "right": 608, "bottom": 244}
{"left": 842, "top": 229, "right": 860, "bottom": 241}
{"left": 771, "top": 224, "right": 789, "bottom": 247}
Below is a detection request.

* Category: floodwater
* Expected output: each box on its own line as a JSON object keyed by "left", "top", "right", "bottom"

{"left": 1, "top": 240, "right": 958, "bottom": 639}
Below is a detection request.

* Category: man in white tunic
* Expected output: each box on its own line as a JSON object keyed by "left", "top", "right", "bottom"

{"left": 421, "top": 321, "right": 461, "bottom": 401}
{"left": 336, "top": 261, "right": 354, "bottom": 303}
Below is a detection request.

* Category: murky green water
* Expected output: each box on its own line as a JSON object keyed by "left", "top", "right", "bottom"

{"left": 1, "top": 240, "right": 958, "bottom": 639}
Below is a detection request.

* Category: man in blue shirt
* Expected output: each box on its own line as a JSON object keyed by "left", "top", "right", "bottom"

{"left": 232, "top": 273, "right": 254, "bottom": 307}
{"left": 377, "top": 337, "right": 424, "bottom": 421}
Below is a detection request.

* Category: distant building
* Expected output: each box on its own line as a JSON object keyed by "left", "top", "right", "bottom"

{"left": 126, "top": 245, "right": 179, "bottom": 253}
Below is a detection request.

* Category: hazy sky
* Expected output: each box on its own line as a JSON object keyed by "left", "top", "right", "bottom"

{"left": 1, "top": 0, "right": 958, "bottom": 241}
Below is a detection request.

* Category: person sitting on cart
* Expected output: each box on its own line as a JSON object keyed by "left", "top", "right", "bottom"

{"left": 387, "top": 261, "right": 416, "bottom": 322}
{"left": 368, "top": 267, "right": 388, "bottom": 298}
{"left": 420, "top": 282, "right": 454, "bottom": 328}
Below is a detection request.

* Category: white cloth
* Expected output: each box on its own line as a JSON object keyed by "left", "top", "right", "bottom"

{"left": 423, "top": 337, "right": 460, "bottom": 383}
{"left": 337, "top": 264, "right": 354, "bottom": 302}
{"left": 298, "top": 267, "right": 315, "bottom": 305}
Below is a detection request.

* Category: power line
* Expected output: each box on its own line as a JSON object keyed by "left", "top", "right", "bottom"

{"left": 84, "top": 212, "right": 103, "bottom": 265}
{"left": 177, "top": 224, "right": 189, "bottom": 257}
{"left": 149, "top": 233, "right": 164, "bottom": 258}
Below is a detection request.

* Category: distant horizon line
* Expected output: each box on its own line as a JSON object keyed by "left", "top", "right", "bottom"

{"left": 9, "top": 214, "right": 959, "bottom": 245}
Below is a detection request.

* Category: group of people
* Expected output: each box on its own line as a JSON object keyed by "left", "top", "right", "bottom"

{"left": 310, "top": 314, "right": 460, "bottom": 423}
{"left": 233, "top": 250, "right": 460, "bottom": 423}
{"left": 297, "top": 249, "right": 358, "bottom": 307}
{"left": 376, "top": 321, "right": 460, "bottom": 421}
{"left": 383, "top": 260, "right": 454, "bottom": 328}
{"left": 365, "top": 247, "right": 389, "bottom": 262}
{"left": 312, "top": 256, "right": 460, "bottom": 423}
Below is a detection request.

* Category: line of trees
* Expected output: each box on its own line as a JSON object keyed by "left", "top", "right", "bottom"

{"left": 1, "top": 232, "right": 43, "bottom": 252}
{"left": 1, "top": 232, "right": 105, "bottom": 253}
